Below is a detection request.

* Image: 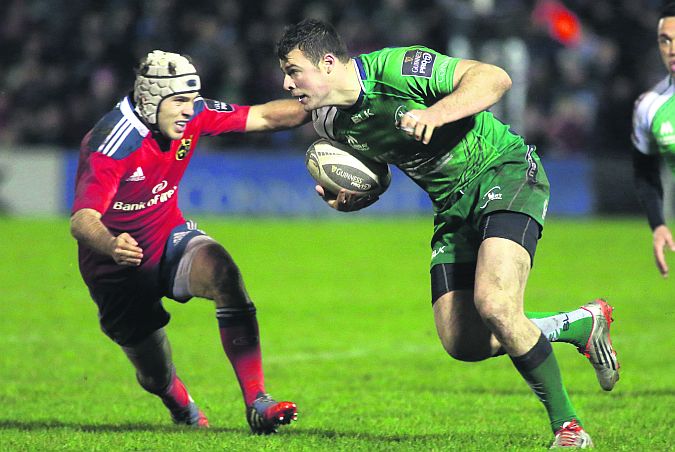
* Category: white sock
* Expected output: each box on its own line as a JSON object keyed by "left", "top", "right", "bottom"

{"left": 530, "top": 309, "right": 591, "bottom": 342}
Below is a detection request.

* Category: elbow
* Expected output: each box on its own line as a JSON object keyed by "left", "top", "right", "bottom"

{"left": 70, "top": 208, "right": 94, "bottom": 242}
{"left": 69, "top": 216, "right": 81, "bottom": 241}
{"left": 502, "top": 73, "right": 512, "bottom": 92}
{"left": 497, "top": 67, "right": 512, "bottom": 93}
{"left": 476, "top": 63, "right": 511, "bottom": 99}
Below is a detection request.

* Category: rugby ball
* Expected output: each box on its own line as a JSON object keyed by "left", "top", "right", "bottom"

{"left": 305, "top": 138, "right": 391, "bottom": 196}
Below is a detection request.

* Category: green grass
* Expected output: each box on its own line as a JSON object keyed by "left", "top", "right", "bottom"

{"left": 0, "top": 217, "right": 673, "bottom": 450}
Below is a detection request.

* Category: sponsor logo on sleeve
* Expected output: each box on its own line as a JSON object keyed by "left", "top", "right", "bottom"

{"left": 401, "top": 50, "right": 436, "bottom": 78}
{"left": 525, "top": 146, "right": 538, "bottom": 183}
{"left": 205, "top": 99, "right": 234, "bottom": 112}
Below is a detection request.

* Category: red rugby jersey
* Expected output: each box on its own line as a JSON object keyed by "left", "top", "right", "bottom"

{"left": 73, "top": 96, "right": 249, "bottom": 286}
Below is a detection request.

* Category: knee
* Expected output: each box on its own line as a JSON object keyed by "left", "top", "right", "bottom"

{"left": 473, "top": 293, "right": 517, "bottom": 334}
{"left": 198, "top": 244, "right": 248, "bottom": 305}
{"left": 207, "top": 246, "right": 240, "bottom": 288}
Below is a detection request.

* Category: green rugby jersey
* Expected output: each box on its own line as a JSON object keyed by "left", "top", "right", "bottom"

{"left": 632, "top": 75, "right": 675, "bottom": 174}
{"left": 311, "top": 46, "right": 527, "bottom": 210}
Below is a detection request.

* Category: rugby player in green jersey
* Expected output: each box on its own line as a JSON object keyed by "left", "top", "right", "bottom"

{"left": 632, "top": 2, "right": 675, "bottom": 277}
{"left": 278, "top": 19, "right": 620, "bottom": 448}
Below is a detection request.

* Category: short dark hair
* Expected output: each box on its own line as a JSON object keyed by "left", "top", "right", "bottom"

{"left": 661, "top": 2, "right": 675, "bottom": 18}
{"left": 277, "top": 19, "right": 349, "bottom": 65}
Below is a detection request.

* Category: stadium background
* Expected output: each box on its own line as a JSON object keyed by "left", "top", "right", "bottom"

{"left": 0, "top": 0, "right": 673, "bottom": 218}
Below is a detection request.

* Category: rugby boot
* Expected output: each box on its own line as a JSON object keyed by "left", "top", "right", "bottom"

{"left": 579, "top": 299, "right": 620, "bottom": 391}
{"left": 246, "top": 392, "right": 297, "bottom": 434}
{"left": 169, "top": 401, "right": 209, "bottom": 428}
{"left": 550, "top": 420, "right": 594, "bottom": 448}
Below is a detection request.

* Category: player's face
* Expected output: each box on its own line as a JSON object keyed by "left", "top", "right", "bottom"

{"left": 658, "top": 17, "right": 675, "bottom": 76}
{"left": 280, "top": 48, "right": 332, "bottom": 111}
{"left": 157, "top": 92, "right": 198, "bottom": 140}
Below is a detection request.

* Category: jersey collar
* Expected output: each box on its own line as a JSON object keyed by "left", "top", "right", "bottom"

{"left": 344, "top": 57, "right": 367, "bottom": 113}
{"left": 121, "top": 96, "right": 150, "bottom": 137}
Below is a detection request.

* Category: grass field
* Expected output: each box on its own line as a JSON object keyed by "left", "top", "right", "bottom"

{"left": 1, "top": 216, "right": 673, "bottom": 451}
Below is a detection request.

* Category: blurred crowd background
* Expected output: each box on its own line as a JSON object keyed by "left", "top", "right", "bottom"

{"left": 0, "top": 0, "right": 668, "bottom": 156}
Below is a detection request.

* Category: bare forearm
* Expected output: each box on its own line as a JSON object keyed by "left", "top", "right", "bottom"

{"left": 70, "top": 208, "right": 115, "bottom": 256}
{"left": 428, "top": 63, "right": 512, "bottom": 125}
{"left": 247, "top": 99, "right": 310, "bottom": 131}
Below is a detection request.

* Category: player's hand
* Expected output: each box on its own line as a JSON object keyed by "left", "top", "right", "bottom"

{"left": 315, "top": 185, "right": 379, "bottom": 212}
{"left": 653, "top": 224, "right": 675, "bottom": 277}
{"left": 109, "top": 233, "right": 143, "bottom": 266}
{"left": 396, "top": 109, "right": 442, "bottom": 145}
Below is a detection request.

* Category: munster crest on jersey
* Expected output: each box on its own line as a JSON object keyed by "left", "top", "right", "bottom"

{"left": 176, "top": 136, "right": 193, "bottom": 160}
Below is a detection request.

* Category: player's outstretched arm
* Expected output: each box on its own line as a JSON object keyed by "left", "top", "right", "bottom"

{"left": 70, "top": 208, "right": 143, "bottom": 266}
{"left": 245, "top": 99, "right": 310, "bottom": 132}
{"left": 398, "top": 59, "right": 512, "bottom": 144}
{"left": 653, "top": 224, "right": 675, "bottom": 277}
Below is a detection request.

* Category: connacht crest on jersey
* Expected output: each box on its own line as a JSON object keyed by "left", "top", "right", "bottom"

{"left": 657, "top": 120, "right": 675, "bottom": 146}
{"left": 176, "top": 135, "right": 193, "bottom": 160}
{"left": 394, "top": 105, "right": 408, "bottom": 124}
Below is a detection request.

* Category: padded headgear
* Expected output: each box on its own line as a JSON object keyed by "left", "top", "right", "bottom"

{"left": 133, "top": 50, "right": 201, "bottom": 125}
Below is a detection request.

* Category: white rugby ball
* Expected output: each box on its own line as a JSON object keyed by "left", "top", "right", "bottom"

{"left": 305, "top": 138, "right": 391, "bottom": 196}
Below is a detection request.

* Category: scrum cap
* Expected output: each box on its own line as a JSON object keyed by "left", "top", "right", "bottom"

{"left": 133, "top": 50, "right": 201, "bottom": 125}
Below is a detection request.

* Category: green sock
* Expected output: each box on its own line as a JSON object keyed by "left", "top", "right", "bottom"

{"left": 511, "top": 333, "right": 580, "bottom": 432}
{"left": 526, "top": 309, "right": 592, "bottom": 348}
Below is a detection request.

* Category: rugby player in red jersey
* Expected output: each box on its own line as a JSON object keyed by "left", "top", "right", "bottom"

{"left": 70, "top": 50, "right": 309, "bottom": 433}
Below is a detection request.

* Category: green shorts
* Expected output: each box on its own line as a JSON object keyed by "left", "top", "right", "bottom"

{"left": 430, "top": 145, "right": 550, "bottom": 267}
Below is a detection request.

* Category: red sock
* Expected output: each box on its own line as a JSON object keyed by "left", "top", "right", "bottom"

{"left": 216, "top": 305, "right": 265, "bottom": 405}
{"left": 161, "top": 373, "right": 191, "bottom": 410}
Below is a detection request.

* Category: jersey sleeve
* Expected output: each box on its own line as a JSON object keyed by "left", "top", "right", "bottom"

{"left": 379, "top": 47, "right": 460, "bottom": 102}
{"left": 72, "top": 151, "right": 125, "bottom": 215}
{"left": 631, "top": 92, "right": 656, "bottom": 155}
{"left": 191, "top": 98, "right": 251, "bottom": 136}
